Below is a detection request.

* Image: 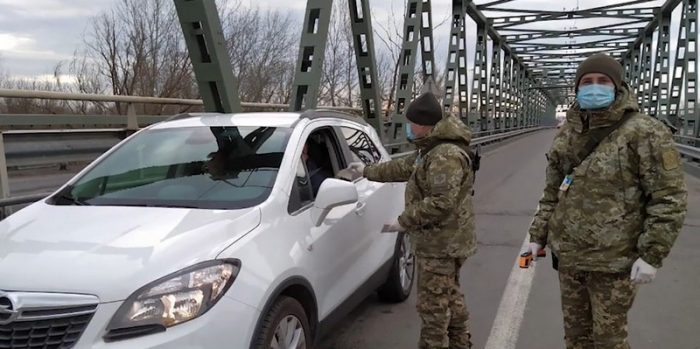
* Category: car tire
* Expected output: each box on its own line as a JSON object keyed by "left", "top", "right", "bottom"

{"left": 377, "top": 231, "right": 415, "bottom": 303}
{"left": 252, "top": 295, "right": 312, "bottom": 349}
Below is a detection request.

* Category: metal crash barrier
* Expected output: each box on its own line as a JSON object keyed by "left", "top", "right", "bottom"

{"left": 0, "top": 125, "right": 550, "bottom": 218}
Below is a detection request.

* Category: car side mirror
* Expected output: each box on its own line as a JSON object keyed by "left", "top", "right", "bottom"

{"left": 311, "top": 178, "right": 358, "bottom": 227}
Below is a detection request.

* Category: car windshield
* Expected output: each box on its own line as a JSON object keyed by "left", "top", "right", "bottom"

{"left": 50, "top": 125, "right": 292, "bottom": 209}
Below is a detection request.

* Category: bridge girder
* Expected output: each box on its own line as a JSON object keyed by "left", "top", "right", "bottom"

{"left": 173, "top": 0, "right": 700, "bottom": 146}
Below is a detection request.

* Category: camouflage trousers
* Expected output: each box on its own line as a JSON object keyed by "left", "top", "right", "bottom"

{"left": 558, "top": 269, "right": 638, "bottom": 349}
{"left": 416, "top": 257, "right": 471, "bottom": 349}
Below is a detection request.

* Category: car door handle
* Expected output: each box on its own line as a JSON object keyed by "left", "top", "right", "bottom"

{"left": 355, "top": 202, "right": 367, "bottom": 216}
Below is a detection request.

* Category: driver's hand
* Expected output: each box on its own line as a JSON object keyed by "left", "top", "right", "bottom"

{"left": 347, "top": 162, "right": 365, "bottom": 175}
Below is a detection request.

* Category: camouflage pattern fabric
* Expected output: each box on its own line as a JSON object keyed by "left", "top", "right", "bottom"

{"left": 416, "top": 257, "right": 471, "bottom": 349}
{"left": 528, "top": 83, "right": 688, "bottom": 272}
{"left": 559, "top": 269, "right": 637, "bottom": 349}
{"left": 363, "top": 114, "right": 476, "bottom": 259}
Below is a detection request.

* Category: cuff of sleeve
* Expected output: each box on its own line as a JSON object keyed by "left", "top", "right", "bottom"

{"left": 529, "top": 232, "right": 547, "bottom": 247}
{"left": 362, "top": 165, "right": 374, "bottom": 180}
{"left": 640, "top": 251, "right": 663, "bottom": 269}
{"left": 397, "top": 213, "right": 413, "bottom": 231}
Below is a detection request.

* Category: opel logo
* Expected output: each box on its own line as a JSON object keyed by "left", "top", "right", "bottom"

{"left": 0, "top": 292, "right": 19, "bottom": 325}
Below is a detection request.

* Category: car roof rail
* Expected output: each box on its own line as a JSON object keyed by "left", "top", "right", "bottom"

{"left": 163, "top": 112, "right": 222, "bottom": 122}
{"left": 299, "top": 109, "right": 369, "bottom": 126}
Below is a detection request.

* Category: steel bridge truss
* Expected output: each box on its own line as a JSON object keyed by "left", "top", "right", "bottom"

{"left": 174, "top": 0, "right": 699, "bottom": 150}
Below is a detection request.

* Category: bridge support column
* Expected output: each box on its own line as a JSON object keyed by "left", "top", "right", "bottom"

{"left": 289, "top": 0, "right": 335, "bottom": 112}
{"left": 174, "top": 0, "right": 242, "bottom": 113}
{"left": 489, "top": 41, "right": 502, "bottom": 132}
{"left": 650, "top": 11, "right": 672, "bottom": 118}
{"left": 348, "top": 0, "right": 383, "bottom": 141}
{"left": 470, "top": 24, "right": 488, "bottom": 132}
{"left": 502, "top": 52, "right": 513, "bottom": 130}
{"left": 443, "top": 0, "right": 469, "bottom": 123}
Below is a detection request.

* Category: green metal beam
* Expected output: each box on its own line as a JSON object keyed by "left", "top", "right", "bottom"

{"left": 667, "top": 0, "right": 691, "bottom": 126}
{"left": 174, "top": 0, "right": 242, "bottom": 113}
{"left": 289, "top": 0, "right": 335, "bottom": 111}
{"left": 419, "top": 0, "right": 436, "bottom": 82}
{"left": 650, "top": 12, "right": 673, "bottom": 117}
{"left": 388, "top": 0, "right": 423, "bottom": 150}
{"left": 443, "top": 0, "right": 469, "bottom": 122}
{"left": 470, "top": 24, "right": 488, "bottom": 131}
{"left": 488, "top": 40, "right": 502, "bottom": 130}
{"left": 348, "top": 0, "right": 383, "bottom": 140}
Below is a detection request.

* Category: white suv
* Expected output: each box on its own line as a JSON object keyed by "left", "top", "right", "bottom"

{"left": 0, "top": 110, "right": 414, "bottom": 348}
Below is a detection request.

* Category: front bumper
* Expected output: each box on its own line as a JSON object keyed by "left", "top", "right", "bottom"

{"left": 75, "top": 296, "right": 260, "bottom": 349}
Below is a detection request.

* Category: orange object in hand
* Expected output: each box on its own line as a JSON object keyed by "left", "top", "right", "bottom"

{"left": 519, "top": 249, "right": 547, "bottom": 269}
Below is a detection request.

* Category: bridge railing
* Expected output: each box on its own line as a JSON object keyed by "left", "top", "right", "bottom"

{"left": 0, "top": 89, "right": 553, "bottom": 217}
{"left": 0, "top": 125, "right": 548, "bottom": 215}
{"left": 1, "top": 88, "right": 697, "bottom": 218}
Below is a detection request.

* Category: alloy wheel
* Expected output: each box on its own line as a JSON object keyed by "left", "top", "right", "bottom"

{"left": 398, "top": 233, "right": 415, "bottom": 291}
{"left": 270, "top": 315, "right": 306, "bottom": 349}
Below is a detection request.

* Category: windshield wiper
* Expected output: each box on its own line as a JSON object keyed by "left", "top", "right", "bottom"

{"left": 58, "top": 193, "right": 90, "bottom": 206}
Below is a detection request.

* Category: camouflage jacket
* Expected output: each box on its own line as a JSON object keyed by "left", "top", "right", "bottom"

{"left": 364, "top": 115, "right": 477, "bottom": 258}
{"left": 529, "top": 84, "right": 688, "bottom": 272}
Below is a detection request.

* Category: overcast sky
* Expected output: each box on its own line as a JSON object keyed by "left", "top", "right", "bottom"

{"left": 0, "top": 0, "right": 678, "bottom": 82}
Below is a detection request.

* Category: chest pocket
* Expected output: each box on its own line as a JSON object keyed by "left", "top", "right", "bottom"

{"left": 580, "top": 143, "right": 624, "bottom": 194}
{"left": 569, "top": 137, "right": 629, "bottom": 223}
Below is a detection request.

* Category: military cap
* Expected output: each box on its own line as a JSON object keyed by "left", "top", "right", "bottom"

{"left": 575, "top": 53, "right": 624, "bottom": 91}
{"left": 405, "top": 92, "right": 443, "bottom": 126}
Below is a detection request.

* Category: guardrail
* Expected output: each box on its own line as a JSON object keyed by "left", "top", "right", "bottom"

{"left": 674, "top": 135, "right": 700, "bottom": 163}
{"left": 678, "top": 143, "right": 700, "bottom": 162}
{"left": 0, "top": 125, "right": 549, "bottom": 217}
{"left": 0, "top": 125, "right": 538, "bottom": 172}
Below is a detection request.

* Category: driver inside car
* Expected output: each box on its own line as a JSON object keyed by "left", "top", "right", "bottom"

{"left": 302, "top": 141, "right": 332, "bottom": 196}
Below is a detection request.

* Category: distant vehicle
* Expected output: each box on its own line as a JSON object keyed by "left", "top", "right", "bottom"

{"left": 0, "top": 110, "right": 413, "bottom": 349}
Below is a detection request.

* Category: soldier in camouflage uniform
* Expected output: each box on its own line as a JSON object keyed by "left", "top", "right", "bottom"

{"left": 347, "top": 92, "right": 476, "bottom": 349}
{"left": 525, "top": 53, "right": 688, "bottom": 349}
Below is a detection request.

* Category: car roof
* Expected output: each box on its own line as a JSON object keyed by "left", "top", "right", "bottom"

{"left": 149, "top": 110, "right": 369, "bottom": 130}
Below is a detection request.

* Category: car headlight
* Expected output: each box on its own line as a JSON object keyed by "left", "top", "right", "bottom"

{"left": 104, "top": 259, "right": 240, "bottom": 340}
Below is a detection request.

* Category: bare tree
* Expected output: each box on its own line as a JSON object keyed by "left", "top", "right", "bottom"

{"left": 220, "top": 0, "right": 299, "bottom": 104}
{"left": 76, "top": 0, "right": 198, "bottom": 115}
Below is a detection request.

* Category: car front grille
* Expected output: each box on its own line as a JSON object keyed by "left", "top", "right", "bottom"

{"left": 0, "top": 311, "right": 94, "bottom": 349}
{"left": 0, "top": 292, "right": 99, "bottom": 349}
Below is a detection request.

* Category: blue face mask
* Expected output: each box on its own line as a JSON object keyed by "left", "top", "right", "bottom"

{"left": 406, "top": 123, "right": 415, "bottom": 140}
{"left": 576, "top": 84, "right": 615, "bottom": 110}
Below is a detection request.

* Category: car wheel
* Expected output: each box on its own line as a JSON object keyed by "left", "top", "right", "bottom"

{"left": 377, "top": 231, "right": 415, "bottom": 303}
{"left": 253, "top": 295, "right": 311, "bottom": 349}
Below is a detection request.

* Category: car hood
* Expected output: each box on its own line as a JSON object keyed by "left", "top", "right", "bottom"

{"left": 0, "top": 202, "right": 261, "bottom": 302}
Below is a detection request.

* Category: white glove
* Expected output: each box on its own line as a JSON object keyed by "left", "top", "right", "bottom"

{"left": 347, "top": 162, "right": 365, "bottom": 175}
{"left": 630, "top": 258, "right": 657, "bottom": 284}
{"left": 382, "top": 219, "right": 406, "bottom": 232}
{"left": 525, "top": 243, "right": 543, "bottom": 261}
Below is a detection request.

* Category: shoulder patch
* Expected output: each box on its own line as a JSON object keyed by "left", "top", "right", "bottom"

{"left": 661, "top": 148, "right": 680, "bottom": 170}
{"left": 433, "top": 173, "right": 447, "bottom": 188}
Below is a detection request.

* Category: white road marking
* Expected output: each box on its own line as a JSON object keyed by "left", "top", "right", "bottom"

{"left": 484, "top": 233, "right": 538, "bottom": 349}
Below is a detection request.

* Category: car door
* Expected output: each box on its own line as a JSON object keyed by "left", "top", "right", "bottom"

{"left": 332, "top": 123, "right": 405, "bottom": 287}
{"left": 286, "top": 121, "right": 367, "bottom": 321}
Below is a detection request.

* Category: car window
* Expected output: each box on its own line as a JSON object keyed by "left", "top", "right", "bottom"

{"left": 53, "top": 126, "right": 292, "bottom": 210}
{"left": 339, "top": 127, "right": 382, "bottom": 165}
{"left": 288, "top": 159, "right": 314, "bottom": 213}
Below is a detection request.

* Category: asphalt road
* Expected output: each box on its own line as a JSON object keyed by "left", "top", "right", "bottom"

{"left": 315, "top": 129, "right": 700, "bottom": 349}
